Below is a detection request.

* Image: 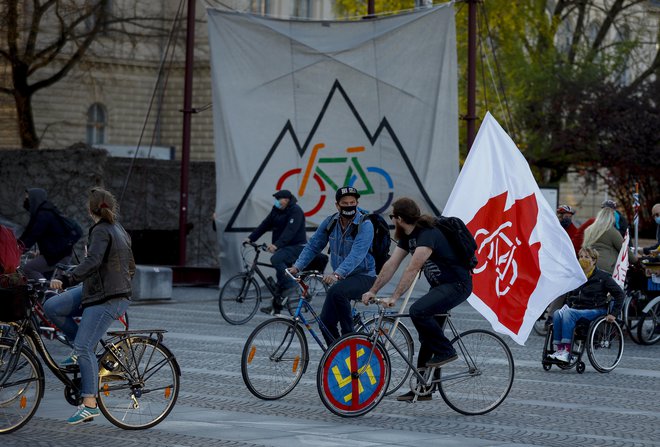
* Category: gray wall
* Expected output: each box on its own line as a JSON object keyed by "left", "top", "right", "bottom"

{"left": 0, "top": 147, "right": 218, "bottom": 267}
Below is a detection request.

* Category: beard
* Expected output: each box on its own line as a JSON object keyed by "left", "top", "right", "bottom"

{"left": 394, "top": 221, "right": 406, "bottom": 242}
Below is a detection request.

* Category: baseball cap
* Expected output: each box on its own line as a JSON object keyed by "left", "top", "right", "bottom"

{"left": 601, "top": 199, "right": 617, "bottom": 210}
{"left": 273, "top": 190, "right": 293, "bottom": 200}
{"left": 556, "top": 205, "right": 575, "bottom": 215}
{"left": 335, "top": 186, "right": 360, "bottom": 202}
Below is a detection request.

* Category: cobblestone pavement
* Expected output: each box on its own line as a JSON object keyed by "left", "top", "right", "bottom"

{"left": 3, "top": 286, "right": 659, "bottom": 446}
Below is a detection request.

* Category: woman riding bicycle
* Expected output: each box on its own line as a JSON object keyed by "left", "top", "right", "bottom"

{"left": 44, "top": 187, "right": 135, "bottom": 425}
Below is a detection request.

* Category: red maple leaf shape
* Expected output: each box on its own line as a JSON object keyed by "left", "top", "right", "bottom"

{"left": 467, "top": 192, "right": 541, "bottom": 334}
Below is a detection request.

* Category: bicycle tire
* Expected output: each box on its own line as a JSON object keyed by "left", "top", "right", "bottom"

{"left": 622, "top": 292, "right": 643, "bottom": 344}
{"left": 219, "top": 273, "right": 261, "bottom": 325}
{"left": 241, "top": 317, "right": 308, "bottom": 400}
{"left": 0, "top": 340, "right": 44, "bottom": 434}
{"left": 97, "top": 336, "right": 180, "bottom": 430}
{"left": 637, "top": 299, "right": 660, "bottom": 345}
{"left": 587, "top": 319, "right": 624, "bottom": 372}
{"left": 317, "top": 334, "right": 390, "bottom": 418}
{"left": 438, "top": 329, "right": 514, "bottom": 415}
{"left": 360, "top": 316, "right": 413, "bottom": 396}
{"left": 285, "top": 274, "right": 328, "bottom": 322}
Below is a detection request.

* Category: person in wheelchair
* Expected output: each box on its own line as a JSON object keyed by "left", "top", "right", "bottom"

{"left": 548, "top": 247, "right": 624, "bottom": 363}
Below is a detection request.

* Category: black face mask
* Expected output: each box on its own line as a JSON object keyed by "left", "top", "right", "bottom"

{"left": 559, "top": 217, "right": 571, "bottom": 228}
{"left": 339, "top": 205, "right": 357, "bottom": 218}
{"left": 23, "top": 198, "right": 30, "bottom": 211}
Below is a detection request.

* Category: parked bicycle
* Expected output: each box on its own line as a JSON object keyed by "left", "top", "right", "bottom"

{"left": 219, "top": 241, "right": 327, "bottom": 324}
{"left": 316, "top": 297, "right": 515, "bottom": 418}
{"left": 241, "top": 270, "right": 415, "bottom": 400}
{"left": 0, "top": 281, "right": 180, "bottom": 433}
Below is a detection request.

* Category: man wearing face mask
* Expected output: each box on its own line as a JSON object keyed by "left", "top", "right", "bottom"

{"left": 288, "top": 186, "right": 376, "bottom": 345}
{"left": 556, "top": 205, "right": 581, "bottom": 254}
{"left": 547, "top": 247, "right": 624, "bottom": 363}
{"left": 18, "top": 188, "right": 81, "bottom": 280}
{"left": 245, "top": 190, "right": 306, "bottom": 315}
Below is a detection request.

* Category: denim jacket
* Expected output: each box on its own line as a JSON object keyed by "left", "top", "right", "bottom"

{"left": 294, "top": 212, "right": 375, "bottom": 278}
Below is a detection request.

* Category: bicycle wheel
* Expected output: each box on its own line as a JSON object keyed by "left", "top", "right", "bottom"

{"left": 241, "top": 318, "right": 308, "bottom": 400}
{"left": 97, "top": 337, "right": 180, "bottom": 430}
{"left": 0, "top": 340, "right": 44, "bottom": 434}
{"left": 622, "top": 292, "right": 643, "bottom": 344}
{"left": 219, "top": 273, "right": 261, "bottom": 325}
{"left": 438, "top": 329, "right": 514, "bottom": 416}
{"left": 637, "top": 300, "right": 660, "bottom": 345}
{"left": 285, "top": 274, "right": 328, "bottom": 321}
{"left": 317, "top": 334, "right": 390, "bottom": 417}
{"left": 360, "top": 316, "right": 413, "bottom": 396}
{"left": 587, "top": 319, "right": 624, "bottom": 372}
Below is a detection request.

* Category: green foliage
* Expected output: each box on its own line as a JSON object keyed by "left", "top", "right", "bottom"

{"left": 333, "top": 0, "right": 417, "bottom": 19}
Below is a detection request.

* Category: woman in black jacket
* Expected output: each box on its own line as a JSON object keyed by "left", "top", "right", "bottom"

{"left": 46, "top": 187, "right": 135, "bottom": 425}
{"left": 548, "top": 247, "right": 624, "bottom": 363}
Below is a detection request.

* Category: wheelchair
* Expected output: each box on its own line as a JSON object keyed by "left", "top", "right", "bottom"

{"left": 541, "top": 309, "right": 624, "bottom": 374}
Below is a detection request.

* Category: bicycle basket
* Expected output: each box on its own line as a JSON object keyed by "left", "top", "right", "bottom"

{"left": 0, "top": 285, "right": 29, "bottom": 322}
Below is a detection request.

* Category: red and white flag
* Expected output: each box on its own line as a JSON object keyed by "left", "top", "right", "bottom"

{"left": 612, "top": 230, "right": 630, "bottom": 289}
{"left": 444, "top": 112, "right": 586, "bottom": 344}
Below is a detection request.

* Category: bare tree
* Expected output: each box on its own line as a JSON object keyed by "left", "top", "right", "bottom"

{"left": 0, "top": 0, "right": 170, "bottom": 148}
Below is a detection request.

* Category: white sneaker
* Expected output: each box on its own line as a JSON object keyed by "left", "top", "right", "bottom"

{"left": 551, "top": 350, "right": 570, "bottom": 363}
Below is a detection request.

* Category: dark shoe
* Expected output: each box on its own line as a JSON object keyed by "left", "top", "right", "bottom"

{"left": 260, "top": 306, "right": 275, "bottom": 316}
{"left": 426, "top": 352, "right": 458, "bottom": 368}
{"left": 396, "top": 390, "right": 432, "bottom": 402}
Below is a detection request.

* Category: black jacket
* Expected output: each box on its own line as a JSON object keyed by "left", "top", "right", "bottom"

{"left": 566, "top": 267, "right": 624, "bottom": 315}
{"left": 68, "top": 220, "right": 136, "bottom": 308}
{"left": 248, "top": 196, "right": 306, "bottom": 248}
{"left": 18, "top": 188, "right": 74, "bottom": 265}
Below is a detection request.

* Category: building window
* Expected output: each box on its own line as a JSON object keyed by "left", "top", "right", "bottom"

{"left": 86, "top": 103, "right": 107, "bottom": 145}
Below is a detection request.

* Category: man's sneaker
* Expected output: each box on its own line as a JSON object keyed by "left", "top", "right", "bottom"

{"left": 260, "top": 305, "right": 275, "bottom": 316}
{"left": 67, "top": 405, "right": 100, "bottom": 425}
{"left": 60, "top": 353, "right": 78, "bottom": 368}
{"left": 550, "top": 349, "right": 570, "bottom": 363}
{"left": 426, "top": 352, "right": 458, "bottom": 368}
{"left": 396, "top": 390, "right": 432, "bottom": 402}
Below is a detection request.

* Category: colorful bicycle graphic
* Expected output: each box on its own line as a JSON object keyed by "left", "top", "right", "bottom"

{"left": 276, "top": 143, "right": 394, "bottom": 217}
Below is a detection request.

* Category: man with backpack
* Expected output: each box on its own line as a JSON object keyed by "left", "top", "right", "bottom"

{"left": 288, "top": 186, "right": 376, "bottom": 345}
{"left": 18, "top": 188, "right": 83, "bottom": 280}
{"left": 362, "top": 197, "right": 474, "bottom": 402}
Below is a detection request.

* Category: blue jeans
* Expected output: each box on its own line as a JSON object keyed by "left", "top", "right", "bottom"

{"left": 410, "top": 281, "right": 472, "bottom": 366}
{"left": 271, "top": 245, "right": 304, "bottom": 291}
{"left": 44, "top": 290, "right": 130, "bottom": 397}
{"left": 320, "top": 274, "right": 375, "bottom": 345}
{"left": 552, "top": 305, "right": 606, "bottom": 345}
{"left": 43, "top": 284, "right": 83, "bottom": 342}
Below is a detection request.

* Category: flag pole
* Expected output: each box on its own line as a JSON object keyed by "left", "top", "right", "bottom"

{"left": 633, "top": 183, "right": 640, "bottom": 253}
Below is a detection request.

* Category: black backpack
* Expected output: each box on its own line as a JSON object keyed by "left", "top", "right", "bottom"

{"left": 50, "top": 210, "right": 83, "bottom": 252}
{"left": 433, "top": 216, "right": 478, "bottom": 271}
{"left": 326, "top": 212, "right": 391, "bottom": 274}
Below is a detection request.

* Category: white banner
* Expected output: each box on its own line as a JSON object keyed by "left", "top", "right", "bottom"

{"left": 207, "top": 5, "right": 459, "bottom": 281}
{"left": 612, "top": 230, "right": 630, "bottom": 289}
{"left": 444, "top": 112, "right": 587, "bottom": 345}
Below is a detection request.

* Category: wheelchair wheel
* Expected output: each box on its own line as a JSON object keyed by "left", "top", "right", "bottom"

{"left": 587, "top": 318, "right": 624, "bottom": 373}
{"left": 636, "top": 299, "right": 660, "bottom": 345}
{"left": 576, "top": 361, "right": 586, "bottom": 374}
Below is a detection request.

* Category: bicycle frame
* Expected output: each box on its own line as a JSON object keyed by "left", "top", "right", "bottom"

{"left": 243, "top": 243, "right": 281, "bottom": 298}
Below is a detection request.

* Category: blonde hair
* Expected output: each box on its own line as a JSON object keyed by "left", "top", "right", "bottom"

{"left": 578, "top": 246, "right": 599, "bottom": 261}
{"left": 582, "top": 208, "right": 614, "bottom": 248}
{"left": 88, "top": 187, "right": 118, "bottom": 224}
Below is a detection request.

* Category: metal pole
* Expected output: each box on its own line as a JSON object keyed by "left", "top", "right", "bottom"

{"left": 367, "top": 0, "right": 375, "bottom": 17}
{"left": 179, "top": 0, "right": 195, "bottom": 266}
{"left": 466, "top": 0, "right": 478, "bottom": 152}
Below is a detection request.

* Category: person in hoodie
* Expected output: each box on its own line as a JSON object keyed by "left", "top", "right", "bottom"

{"left": 245, "top": 190, "right": 306, "bottom": 315}
{"left": 18, "top": 188, "right": 81, "bottom": 280}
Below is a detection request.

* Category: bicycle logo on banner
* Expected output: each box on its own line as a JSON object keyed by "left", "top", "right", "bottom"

{"left": 276, "top": 143, "right": 394, "bottom": 217}
{"left": 473, "top": 221, "right": 520, "bottom": 297}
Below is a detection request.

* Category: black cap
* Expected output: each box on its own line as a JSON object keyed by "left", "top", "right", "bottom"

{"left": 335, "top": 186, "right": 360, "bottom": 202}
{"left": 273, "top": 190, "right": 293, "bottom": 200}
{"left": 601, "top": 199, "right": 617, "bottom": 210}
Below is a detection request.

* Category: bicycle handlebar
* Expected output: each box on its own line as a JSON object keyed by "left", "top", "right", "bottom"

{"left": 242, "top": 241, "right": 269, "bottom": 251}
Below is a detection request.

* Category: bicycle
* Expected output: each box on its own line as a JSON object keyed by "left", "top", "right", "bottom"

{"left": 276, "top": 143, "right": 394, "bottom": 217}
{"left": 316, "top": 298, "right": 515, "bottom": 418}
{"left": 218, "top": 241, "right": 327, "bottom": 325}
{"left": 241, "top": 270, "right": 415, "bottom": 400}
{"left": 0, "top": 281, "right": 180, "bottom": 433}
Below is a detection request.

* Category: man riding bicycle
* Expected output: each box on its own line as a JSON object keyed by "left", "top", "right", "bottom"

{"left": 245, "top": 189, "right": 306, "bottom": 315}
{"left": 362, "top": 197, "right": 473, "bottom": 402}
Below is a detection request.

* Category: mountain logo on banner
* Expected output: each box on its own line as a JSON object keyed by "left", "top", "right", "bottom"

{"left": 467, "top": 192, "right": 542, "bottom": 334}
{"left": 225, "top": 79, "right": 440, "bottom": 232}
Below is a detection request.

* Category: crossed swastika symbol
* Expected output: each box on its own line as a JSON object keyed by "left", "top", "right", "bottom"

{"left": 330, "top": 347, "right": 378, "bottom": 403}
